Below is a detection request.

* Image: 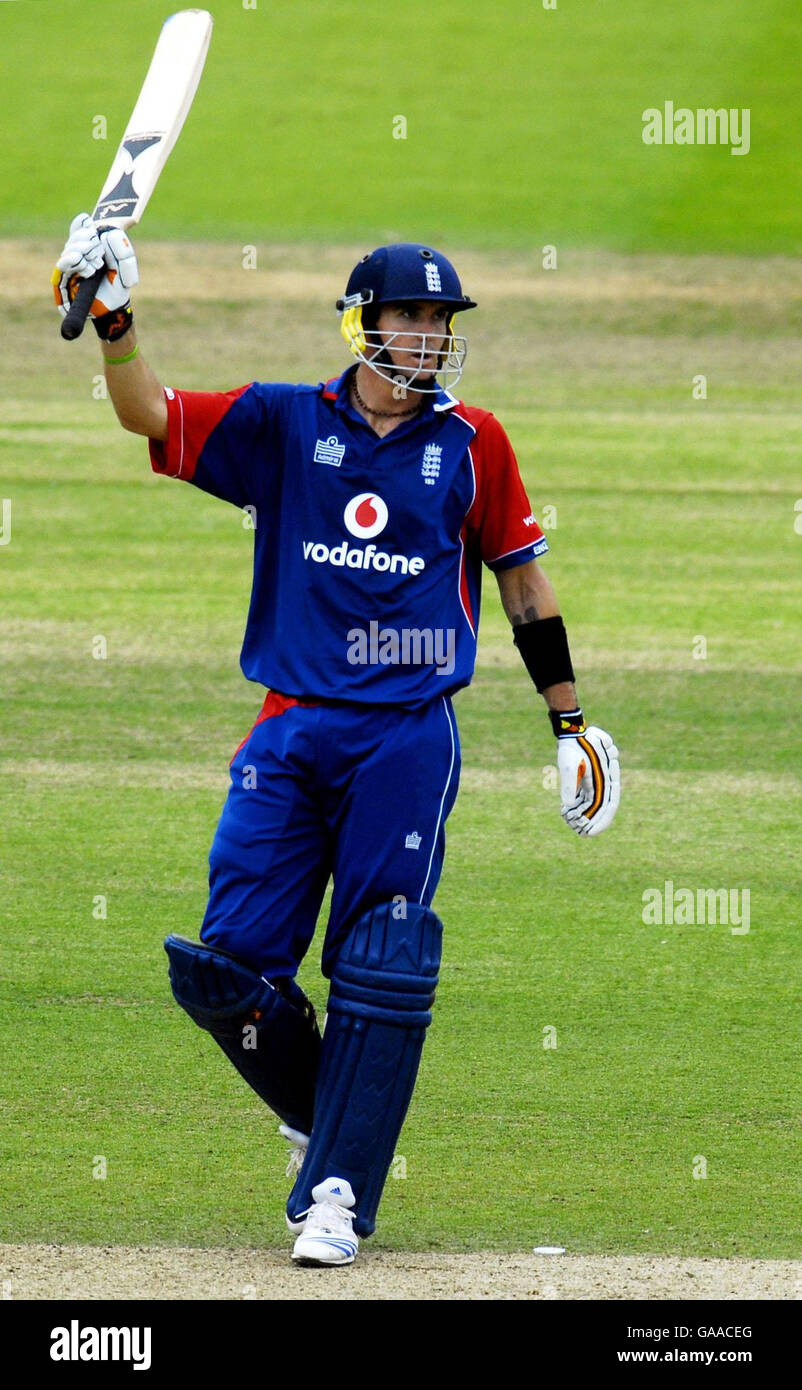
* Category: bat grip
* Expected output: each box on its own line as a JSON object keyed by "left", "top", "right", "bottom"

{"left": 60, "top": 267, "right": 105, "bottom": 341}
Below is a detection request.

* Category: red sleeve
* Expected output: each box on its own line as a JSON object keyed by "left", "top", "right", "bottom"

{"left": 460, "top": 409, "right": 548, "bottom": 571}
{"left": 148, "top": 384, "right": 252, "bottom": 482}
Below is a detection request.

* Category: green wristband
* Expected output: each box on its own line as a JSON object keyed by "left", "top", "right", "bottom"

{"left": 105, "top": 345, "right": 139, "bottom": 365}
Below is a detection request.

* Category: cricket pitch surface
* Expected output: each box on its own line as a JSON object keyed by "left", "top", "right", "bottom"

{"left": 1, "top": 1245, "right": 799, "bottom": 1300}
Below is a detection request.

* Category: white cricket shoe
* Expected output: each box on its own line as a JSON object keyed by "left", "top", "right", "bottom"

{"left": 291, "top": 1177, "right": 359, "bottom": 1266}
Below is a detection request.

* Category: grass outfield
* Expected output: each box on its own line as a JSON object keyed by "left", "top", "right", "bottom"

{"left": 1, "top": 245, "right": 800, "bottom": 1257}
{"left": 1, "top": 0, "right": 800, "bottom": 253}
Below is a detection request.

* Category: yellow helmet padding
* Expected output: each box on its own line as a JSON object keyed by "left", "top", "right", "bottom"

{"left": 340, "top": 305, "right": 367, "bottom": 356}
{"left": 341, "top": 306, "right": 459, "bottom": 360}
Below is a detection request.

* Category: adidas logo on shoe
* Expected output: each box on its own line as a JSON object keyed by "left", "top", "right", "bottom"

{"left": 291, "top": 1177, "right": 359, "bottom": 1266}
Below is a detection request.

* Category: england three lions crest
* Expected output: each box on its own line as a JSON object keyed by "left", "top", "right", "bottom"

{"left": 421, "top": 443, "right": 442, "bottom": 485}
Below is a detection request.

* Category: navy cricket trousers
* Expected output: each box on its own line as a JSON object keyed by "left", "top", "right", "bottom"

{"left": 200, "top": 690, "right": 461, "bottom": 978}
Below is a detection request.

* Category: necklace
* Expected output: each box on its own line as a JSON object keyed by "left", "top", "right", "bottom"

{"left": 351, "top": 374, "right": 423, "bottom": 419}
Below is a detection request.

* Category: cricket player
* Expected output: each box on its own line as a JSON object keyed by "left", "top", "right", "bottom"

{"left": 54, "top": 220, "right": 620, "bottom": 1266}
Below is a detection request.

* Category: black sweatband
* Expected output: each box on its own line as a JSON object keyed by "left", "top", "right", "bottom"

{"left": 93, "top": 303, "right": 134, "bottom": 342}
{"left": 512, "top": 615, "right": 575, "bottom": 693}
{"left": 549, "top": 707, "right": 586, "bottom": 739}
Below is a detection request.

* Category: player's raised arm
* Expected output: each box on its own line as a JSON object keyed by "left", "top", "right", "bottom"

{"left": 98, "top": 324, "right": 168, "bottom": 442}
{"left": 53, "top": 215, "right": 167, "bottom": 440}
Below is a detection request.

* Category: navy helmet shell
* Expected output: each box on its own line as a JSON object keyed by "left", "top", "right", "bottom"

{"left": 337, "top": 244, "right": 477, "bottom": 313}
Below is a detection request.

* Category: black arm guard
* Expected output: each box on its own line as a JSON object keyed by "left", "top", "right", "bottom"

{"left": 512, "top": 615, "right": 576, "bottom": 693}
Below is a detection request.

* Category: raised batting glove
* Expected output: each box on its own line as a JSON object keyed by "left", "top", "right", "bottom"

{"left": 52, "top": 213, "right": 138, "bottom": 338}
{"left": 557, "top": 723, "right": 620, "bottom": 837}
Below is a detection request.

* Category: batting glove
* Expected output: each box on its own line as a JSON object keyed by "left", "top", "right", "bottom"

{"left": 52, "top": 213, "right": 138, "bottom": 333}
{"left": 556, "top": 721, "right": 620, "bottom": 837}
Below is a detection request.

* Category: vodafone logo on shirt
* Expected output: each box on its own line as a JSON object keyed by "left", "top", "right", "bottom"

{"left": 344, "top": 493, "right": 388, "bottom": 539}
{"left": 302, "top": 492, "right": 425, "bottom": 577}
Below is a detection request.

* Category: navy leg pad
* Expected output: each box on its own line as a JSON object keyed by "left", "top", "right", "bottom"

{"left": 287, "top": 902, "right": 442, "bottom": 1238}
{"left": 164, "top": 934, "right": 320, "bottom": 1134}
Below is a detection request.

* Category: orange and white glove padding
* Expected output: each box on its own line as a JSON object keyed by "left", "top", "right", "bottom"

{"left": 555, "top": 713, "right": 621, "bottom": 837}
{"left": 52, "top": 213, "right": 138, "bottom": 341}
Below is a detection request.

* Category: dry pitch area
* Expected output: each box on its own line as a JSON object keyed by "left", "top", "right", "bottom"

{"left": 1, "top": 1245, "right": 800, "bottom": 1301}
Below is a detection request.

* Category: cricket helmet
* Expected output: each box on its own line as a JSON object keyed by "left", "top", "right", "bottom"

{"left": 336, "top": 243, "right": 476, "bottom": 394}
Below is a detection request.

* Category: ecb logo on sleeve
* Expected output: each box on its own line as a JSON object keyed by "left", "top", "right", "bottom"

{"left": 343, "top": 493, "right": 389, "bottom": 539}
{"left": 314, "top": 435, "right": 346, "bottom": 467}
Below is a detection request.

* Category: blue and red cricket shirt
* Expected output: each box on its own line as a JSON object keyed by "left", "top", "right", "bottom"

{"left": 149, "top": 365, "right": 548, "bottom": 707}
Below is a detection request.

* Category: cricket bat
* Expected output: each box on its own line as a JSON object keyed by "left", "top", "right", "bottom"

{"left": 60, "top": 8, "right": 213, "bottom": 341}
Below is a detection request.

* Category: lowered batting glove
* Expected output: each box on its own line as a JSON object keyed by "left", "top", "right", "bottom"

{"left": 557, "top": 725, "right": 620, "bottom": 837}
{"left": 52, "top": 213, "right": 138, "bottom": 327}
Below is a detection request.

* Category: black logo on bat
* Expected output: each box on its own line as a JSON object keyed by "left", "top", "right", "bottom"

{"left": 93, "top": 134, "right": 163, "bottom": 220}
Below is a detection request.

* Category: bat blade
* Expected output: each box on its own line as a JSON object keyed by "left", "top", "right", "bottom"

{"left": 93, "top": 9, "right": 214, "bottom": 230}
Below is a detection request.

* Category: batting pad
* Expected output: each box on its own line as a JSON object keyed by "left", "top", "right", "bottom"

{"left": 164, "top": 934, "right": 321, "bottom": 1134}
{"left": 286, "top": 902, "right": 442, "bottom": 1237}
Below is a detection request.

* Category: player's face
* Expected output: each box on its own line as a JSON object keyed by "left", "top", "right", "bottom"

{"left": 373, "top": 301, "right": 451, "bottom": 380}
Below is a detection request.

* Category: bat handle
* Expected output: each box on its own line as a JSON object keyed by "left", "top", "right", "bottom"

{"left": 60, "top": 267, "right": 105, "bottom": 341}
